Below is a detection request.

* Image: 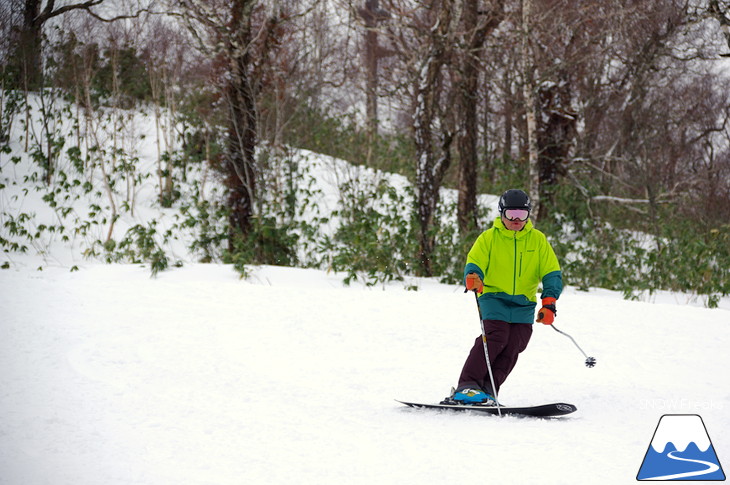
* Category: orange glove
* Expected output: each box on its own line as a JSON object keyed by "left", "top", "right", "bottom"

{"left": 536, "top": 297, "right": 557, "bottom": 324}
{"left": 465, "top": 273, "right": 483, "bottom": 293}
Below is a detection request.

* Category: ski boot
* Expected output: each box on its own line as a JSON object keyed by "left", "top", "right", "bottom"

{"left": 443, "top": 387, "right": 497, "bottom": 406}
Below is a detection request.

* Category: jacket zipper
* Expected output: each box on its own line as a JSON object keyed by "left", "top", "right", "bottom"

{"left": 513, "top": 233, "right": 518, "bottom": 295}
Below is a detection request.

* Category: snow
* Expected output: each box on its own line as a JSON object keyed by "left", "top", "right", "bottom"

{"left": 2, "top": 95, "right": 730, "bottom": 484}
{"left": 1, "top": 263, "right": 729, "bottom": 484}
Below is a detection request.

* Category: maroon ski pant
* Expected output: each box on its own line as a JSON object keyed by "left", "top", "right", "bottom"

{"left": 458, "top": 319, "right": 533, "bottom": 396}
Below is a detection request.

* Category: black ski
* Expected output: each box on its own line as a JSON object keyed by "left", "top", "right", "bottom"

{"left": 396, "top": 400, "right": 577, "bottom": 417}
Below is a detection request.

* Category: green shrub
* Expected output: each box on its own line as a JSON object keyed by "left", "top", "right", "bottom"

{"left": 552, "top": 217, "right": 729, "bottom": 307}
{"left": 320, "top": 178, "right": 417, "bottom": 286}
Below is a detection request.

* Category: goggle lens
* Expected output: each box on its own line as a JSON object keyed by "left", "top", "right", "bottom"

{"left": 504, "top": 209, "right": 529, "bottom": 221}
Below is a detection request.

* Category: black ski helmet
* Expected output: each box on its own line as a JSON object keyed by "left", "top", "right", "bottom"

{"left": 498, "top": 189, "right": 531, "bottom": 213}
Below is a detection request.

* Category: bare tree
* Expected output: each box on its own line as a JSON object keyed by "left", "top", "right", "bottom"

{"left": 410, "top": 0, "right": 457, "bottom": 275}
{"left": 8, "top": 0, "right": 157, "bottom": 89}
{"left": 222, "top": 0, "right": 260, "bottom": 244}
{"left": 141, "top": 17, "right": 193, "bottom": 206}
{"left": 358, "top": 0, "right": 390, "bottom": 164}
{"left": 170, "top": 1, "right": 310, "bottom": 249}
{"left": 556, "top": 0, "right": 730, "bottom": 233}
{"left": 14, "top": 1, "right": 103, "bottom": 88}
{"left": 520, "top": 0, "right": 540, "bottom": 217}
{"left": 0, "top": 1, "right": 23, "bottom": 72}
{"left": 455, "top": 0, "right": 504, "bottom": 234}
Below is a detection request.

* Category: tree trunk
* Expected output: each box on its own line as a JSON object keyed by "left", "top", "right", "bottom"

{"left": 18, "top": 0, "right": 44, "bottom": 89}
{"left": 364, "top": 21, "right": 378, "bottom": 164}
{"left": 521, "top": 0, "right": 540, "bottom": 220}
{"left": 536, "top": 78, "right": 576, "bottom": 223}
{"left": 359, "top": 1, "right": 390, "bottom": 166}
{"left": 456, "top": 0, "right": 481, "bottom": 235}
{"left": 414, "top": 62, "right": 439, "bottom": 275}
{"left": 414, "top": 1, "right": 453, "bottom": 276}
{"left": 15, "top": 0, "right": 107, "bottom": 89}
{"left": 226, "top": 1, "right": 259, "bottom": 250}
{"left": 456, "top": 0, "right": 503, "bottom": 235}
{"left": 502, "top": 69, "right": 513, "bottom": 162}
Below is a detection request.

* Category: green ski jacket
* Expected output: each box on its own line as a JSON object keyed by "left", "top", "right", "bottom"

{"left": 464, "top": 216, "right": 562, "bottom": 324}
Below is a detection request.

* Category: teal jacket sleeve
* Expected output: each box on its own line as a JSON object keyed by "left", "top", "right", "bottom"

{"left": 541, "top": 270, "right": 563, "bottom": 300}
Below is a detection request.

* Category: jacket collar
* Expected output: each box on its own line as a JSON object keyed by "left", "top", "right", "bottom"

{"left": 493, "top": 216, "right": 533, "bottom": 238}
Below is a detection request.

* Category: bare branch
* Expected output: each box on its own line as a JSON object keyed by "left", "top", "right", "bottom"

{"left": 590, "top": 195, "right": 651, "bottom": 204}
{"left": 37, "top": 0, "right": 106, "bottom": 24}
{"left": 83, "top": 6, "right": 165, "bottom": 23}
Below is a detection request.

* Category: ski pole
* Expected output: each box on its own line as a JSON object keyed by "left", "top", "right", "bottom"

{"left": 551, "top": 324, "right": 596, "bottom": 368}
{"left": 471, "top": 290, "right": 502, "bottom": 416}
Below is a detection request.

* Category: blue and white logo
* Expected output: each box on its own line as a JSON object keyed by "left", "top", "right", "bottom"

{"left": 637, "top": 414, "right": 725, "bottom": 481}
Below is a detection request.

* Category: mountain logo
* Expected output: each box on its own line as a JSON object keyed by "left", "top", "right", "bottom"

{"left": 637, "top": 414, "right": 725, "bottom": 481}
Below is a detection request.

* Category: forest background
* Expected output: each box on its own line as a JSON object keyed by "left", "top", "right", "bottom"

{"left": 2, "top": 0, "right": 730, "bottom": 306}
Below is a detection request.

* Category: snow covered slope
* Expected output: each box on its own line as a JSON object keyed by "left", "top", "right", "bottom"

{"left": 1, "top": 263, "right": 728, "bottom": 484}
{"left": 2, "top": 94, "right": 728, "bottom": 484}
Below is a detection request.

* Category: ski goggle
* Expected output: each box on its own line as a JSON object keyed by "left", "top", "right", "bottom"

{"left": 503, "top": 209, "right": 530, "bottom": 221}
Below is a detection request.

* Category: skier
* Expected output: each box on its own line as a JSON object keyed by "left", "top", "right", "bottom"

{"left": 451, "top": 189, "right": 563, "bottom": 404}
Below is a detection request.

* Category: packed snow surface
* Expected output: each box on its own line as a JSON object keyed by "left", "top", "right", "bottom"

{"left": 1, "top": 263, "right": 728, "bottom": 485}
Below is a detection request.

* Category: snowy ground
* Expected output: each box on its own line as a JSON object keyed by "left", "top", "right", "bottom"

{"left": 1, "top": 263, "right": 729, "bottom": 485}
